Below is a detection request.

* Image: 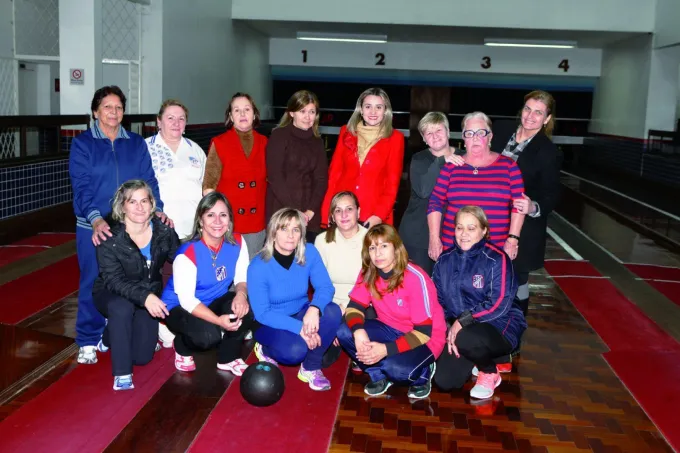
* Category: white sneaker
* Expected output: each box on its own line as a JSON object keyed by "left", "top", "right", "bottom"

{"left": 77, "top": 346, "right": 97, "bottom": 364}
{"left": 470, "top": 372, "right": 502, "bottom": 399}
{"left": 158, "top": 323, "right": 175, "bottom": 348}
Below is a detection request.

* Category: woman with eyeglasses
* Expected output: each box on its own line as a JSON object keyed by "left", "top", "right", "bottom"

{"left": 427, "top": 112, "right": 525, "bottom": 262}
{"left": 490, "top": 91, "right": 562, "bottom": 316}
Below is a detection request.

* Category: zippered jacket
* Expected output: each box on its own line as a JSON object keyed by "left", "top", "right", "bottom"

{"left": 69, "top": 126, "right": 163, "bottom": 230}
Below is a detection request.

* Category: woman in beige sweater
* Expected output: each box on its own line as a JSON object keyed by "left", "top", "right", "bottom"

{"left": 315, "top": 191, "right": 367, "bottom": 312}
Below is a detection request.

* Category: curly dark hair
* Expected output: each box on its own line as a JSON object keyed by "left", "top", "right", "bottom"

{"left": 90, "top": 85, "right": 126, "bottom": 120}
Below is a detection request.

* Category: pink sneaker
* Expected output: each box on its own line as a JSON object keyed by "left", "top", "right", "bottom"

{"left": 253, "top": 343, "right": 278, "bottom": 365}
{"left": 470, "top": 371, "right": 501, "bottom": 399}
{"left": 175, "top": 352, "right": 196, "bottom": 372}
{"left": 297, "top": 364, "right": 331, "bottom": 391}
{"left": 217, "top": 358, "right": 248, "bottom": 376}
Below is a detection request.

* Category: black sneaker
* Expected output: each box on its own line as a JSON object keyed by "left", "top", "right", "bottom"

{"left": 408, "top": 363, "right": 436, "bottom": 399}
{"left": 364, "top": 378, "right": 393, "bottom": 396}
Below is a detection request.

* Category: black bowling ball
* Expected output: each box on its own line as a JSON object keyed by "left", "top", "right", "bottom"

{"left": 240, "top": 361, "right": 285, "bottom": 407}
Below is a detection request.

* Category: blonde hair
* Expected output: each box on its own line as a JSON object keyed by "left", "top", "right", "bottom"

{"left": 157, "top": 99, "right": 189, "bottom": 121}
{"left": 347, "top": 87, "right": 393, "bottom": 140}
{"left": 523, "top": 90, "right": 556, "bottom": 138}
{"left": 461, "top": 111, "right": 493, "bottom": 131}
{"left": 455, "top": 205, "right": 490, "bottom": 240}
{"left": 277, "top": 90, "right": 321, "bottom": 138}
{"left": 360, "top": 224, "right": 408, "bottom": 299}
{"left": 259, "top": 208, "right": 307, "bottom": 265}
{"left": 418, "top": 112, "right": 449, "bottom": 138}
{"left": 111, "top": 179, "right": 156, "bottom": 222}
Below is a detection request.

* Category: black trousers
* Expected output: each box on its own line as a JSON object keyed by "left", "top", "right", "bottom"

{"left": 434, "top": 323, "right": 512, "bottom": 391}
{"left": 94, "top": 289, "right": 158, "bottom": 376}
{"left": 165, "top": 292, "right": 254, "bottom": 364}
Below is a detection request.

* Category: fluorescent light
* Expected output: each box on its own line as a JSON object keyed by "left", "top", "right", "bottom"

{"left": 484, "top": 38, "right": 577, "bottom": 49}
{"left": 296, "top": 32, "right": 387, "bottom": 44}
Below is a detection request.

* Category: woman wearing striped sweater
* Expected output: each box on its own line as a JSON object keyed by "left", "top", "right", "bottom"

{"left": 336, "top": 225, "right": 447, "bottom": 399}
{"left": 427, "top": 112, "right": 525, "bottom": 262}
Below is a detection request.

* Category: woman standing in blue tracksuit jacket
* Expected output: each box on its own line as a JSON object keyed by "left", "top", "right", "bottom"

{"left": 69, "top": 85, "right": 171, "bottom": 365}
{"left": 432, "top": 205, "right": 527, "bottom": 400}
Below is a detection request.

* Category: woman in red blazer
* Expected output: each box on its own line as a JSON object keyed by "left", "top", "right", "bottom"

{"left": 321, "top": 88, "right": 404, "bottom": 229}
{"left": 203, "top": 92, "right": 268, "bottom": 259}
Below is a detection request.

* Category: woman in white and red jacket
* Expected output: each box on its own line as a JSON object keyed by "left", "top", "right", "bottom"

{"left": 432, "top": 205, "right": 526, "bottom": 400}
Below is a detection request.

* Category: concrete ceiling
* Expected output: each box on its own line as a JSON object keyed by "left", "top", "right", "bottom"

{"left": 242, "top": 20, "right": 644, "bottom": 49}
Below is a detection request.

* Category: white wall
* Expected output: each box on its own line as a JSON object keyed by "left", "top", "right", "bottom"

{"left": 161, "top": 0, "right": 272, "bottom": 123}
{"left": 140, "top": 0, "right": 163, "bottom": 114}
{"left": 654, "top": 0, "right": 680, "bottom": 48}
{"left": 590, "top": 35, "right": 653, "bottom": 138}
{"left": 233, "top": 0, "right": 655, "bottom": 33}
{"left": 270, "top": 38, "right": 601, "bottom": 77}
{"left": 645, "top": 46, "right": 680, "bottom": 132}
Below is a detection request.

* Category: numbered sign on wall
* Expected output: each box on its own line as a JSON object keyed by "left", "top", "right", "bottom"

{"left": 271, "top": 39, "right": 601, "bottom": 77}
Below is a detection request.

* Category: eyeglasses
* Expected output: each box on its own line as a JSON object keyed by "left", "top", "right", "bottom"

{"left": 462, "top": 129, "right": 491, "bottom": 139}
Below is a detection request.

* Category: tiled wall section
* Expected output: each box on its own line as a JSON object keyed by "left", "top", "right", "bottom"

{"left": 0, "top": 159, "right": 72, "bottom": 220}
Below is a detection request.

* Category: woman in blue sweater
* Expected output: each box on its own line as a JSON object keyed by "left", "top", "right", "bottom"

{"left": 69, "top": 86, "right": 171, "bottom": 366}
{"left": 247, "top": 208, "right": 341, "bottom": 391}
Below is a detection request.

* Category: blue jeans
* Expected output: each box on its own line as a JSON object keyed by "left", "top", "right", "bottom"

{"left": 75, "top": 226, "right": 106, "bottom": 347}
{"left": 255, "top": 303, "right": 342, "bottom": 371}
{"left": 337, "top": 320, "right": 435, "bottom": 386}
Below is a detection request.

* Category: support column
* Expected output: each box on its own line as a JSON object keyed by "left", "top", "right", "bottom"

{"left": 58, "top": 0, "right": 102, "bottom": 116}
{"left": 140, "top": 0, "right": 163, "bottom": 114}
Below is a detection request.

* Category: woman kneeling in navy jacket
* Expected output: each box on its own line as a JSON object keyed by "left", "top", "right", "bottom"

{"left": 93, "top": 180, "right": 180, "bottom": 391}
{"left": 432, "top": 206, "right": 526, "bottom": 399}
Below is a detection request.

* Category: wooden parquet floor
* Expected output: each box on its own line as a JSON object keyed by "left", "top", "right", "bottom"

{"left": 328, "top": 271, "right": 673, "bottom": 453}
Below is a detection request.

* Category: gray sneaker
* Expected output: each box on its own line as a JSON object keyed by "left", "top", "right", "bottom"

{"left": 364, "top": 378, "right": 393, "bottom": 396}
{"left": 408, "top": 363, "right": 436, "bottom": 399}
{"left": 77, "top": 346, "right": 97, "bottom": 364}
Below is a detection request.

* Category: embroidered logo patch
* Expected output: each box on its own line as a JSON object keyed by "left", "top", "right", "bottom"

{"left": 189, "top": 156, "right": 201, "bottom": 168}
{"left": 215, "top": 265, "right": 227, "bottom": 281}
{"left": 472, "top": 274, "right": 484, "bottom": 289}
{"left": 396, "top": 298, "right": 403, "bottom": 307}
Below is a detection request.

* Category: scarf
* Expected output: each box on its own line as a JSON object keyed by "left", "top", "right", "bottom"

{"left": 356, "top": 123, "right": 382, "bottom": 165}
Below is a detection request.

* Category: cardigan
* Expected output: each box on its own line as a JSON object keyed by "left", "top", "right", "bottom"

{"left": 265, "top": 124, "right": 328, "bottom": 232}
{"left": 210, "top": 128, "right": 268, "bottom": 234}
{"left": 321, "top": 125, "right": 404, "bottom": 227}
{"left": 491, "top": 120, "right": 563, "bottom": 272}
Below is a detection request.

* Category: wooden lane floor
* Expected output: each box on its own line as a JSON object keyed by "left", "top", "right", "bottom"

{"left": 329, "top": 268, "right": 673, "bottom": 451}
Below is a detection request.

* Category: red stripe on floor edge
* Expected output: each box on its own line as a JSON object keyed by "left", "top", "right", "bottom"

{"left": 0, "top": 248, "right": 46, "bottom": 267}
{"left": 0, "top": 255, "right": 80, "bottom": 324}
{"left": 189, "top": 354, "right": 349, "bottom": 453}
{"left": 625, "top": 264, "right": 680, "bottom": 282}
{"left": 0, "top": 350, "right": 176, "bottom": 452}
{"left": 644, "top": 280, "right": 680, "bottom": 309}
{"left": 12, "top": 233, "right": 75, "bottom": 247}
{"left": 605, "top": 351, "right": 680, "bottom": 453}
{"left": 543, "top": 260, "right": 601, "bottom": 277}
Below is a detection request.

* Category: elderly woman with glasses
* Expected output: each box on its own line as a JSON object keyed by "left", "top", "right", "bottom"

{"left": 427, "top": 112, "right": 525, "bottom": 261}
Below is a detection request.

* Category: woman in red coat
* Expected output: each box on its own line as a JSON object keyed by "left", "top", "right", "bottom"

{"left": 203, "top": 92, "right": 268, "bottom": 259}
{"left": 321, "top": 88, "right": 404, "bottom": 229}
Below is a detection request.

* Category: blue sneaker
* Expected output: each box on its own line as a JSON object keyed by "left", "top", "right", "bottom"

{"left": 113, "top": 374, "right": 134, "bottom": 391}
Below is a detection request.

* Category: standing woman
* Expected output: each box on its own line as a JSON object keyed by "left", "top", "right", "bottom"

{"left": 491, "top": 91, "right": 563, "bottom": 315}
{"left": 321, "top": 88, "right": 404, "bottom": 229}
{"left": 69, "top": 85, "right": 170, "bottom": 365}
{"left": 146, "top": 99, "right": 206, "bottom": 239}
{"left": 427, "top": 112, "right": 525, "bottom": 262}
{"left": 203, "top": 93, "right": 268, "bottom": 259}
{"left": 399, "top": 112, "right": 464, "bottom": 275}
{"left": 265, "top": 90, "right": 328, "bottom": 243}
{"left": 93, "top": 180, "right": 180, "bottom": 390}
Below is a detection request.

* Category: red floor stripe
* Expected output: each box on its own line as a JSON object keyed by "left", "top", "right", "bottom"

{"left": 605, "top": 351, "right": 680, "bottom": 452}
{"left": 0, "top": 255, "right": 79, "bottom": 325}
{"left": 189, "top": 354, "right": 350, "bottom": 453}
{"left": 0, "top": 248, "right": 47, "bottom": 267}
{"left": 543, "top": 260, "right": 601, "bottom": 277}
{"left": 12, "top": 233, "right": 75, "bottom": 247}
{"left": 625, "top": 263, "right": 680, "bottom": 282}
{"left": 546, "top": 260, "right": 680, "bottom": 452}
{"left": 644, "top": 280, "right": 680, "bottom": 309}
{"left": 0, "top": 350, "right": 176, "bottom": 452}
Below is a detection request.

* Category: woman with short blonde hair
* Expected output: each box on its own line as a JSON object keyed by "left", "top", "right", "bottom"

{"left": 247, "top": 208, "right": 341, "bottom": 391}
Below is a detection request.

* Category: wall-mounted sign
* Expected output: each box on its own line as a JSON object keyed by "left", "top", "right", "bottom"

{"left": 70, "top": 68, "right": 84, "bottom": 85}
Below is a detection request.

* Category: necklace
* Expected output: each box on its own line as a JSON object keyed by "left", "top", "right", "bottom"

{"left": 207, "top": 240, "right": 223, "bottom": 267}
